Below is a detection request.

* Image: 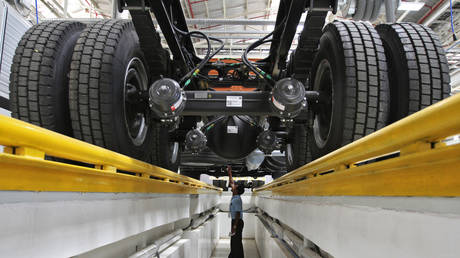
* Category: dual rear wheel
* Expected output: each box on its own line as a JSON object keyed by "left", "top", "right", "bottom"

{"left": 10, "top": 20, "right": 179, "bottom": 171}
{"left": 287, "top": 21, "right": 451, "bottom": 171}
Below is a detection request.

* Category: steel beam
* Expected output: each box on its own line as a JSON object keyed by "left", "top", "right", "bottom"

{"left": 270, "top": 0, "right": 306, "bottom": 77}
{"left": 184, "top": 18, "right": 304, "bottom": 25}
{"left": 182, "top": 91, "right": 273, "bottom": 116}
{"left": 149, "top": 0, "right": 194, "bottom": 71}
{"left": 47, "top": 17, "right": 306, "bottom": 26}
{"left": 112, "top": 0, "right": 119, "bottom": 19}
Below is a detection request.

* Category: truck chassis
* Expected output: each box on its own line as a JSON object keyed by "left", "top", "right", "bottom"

{"left": 9, "top": 0, "right": 451, "bottom": 178}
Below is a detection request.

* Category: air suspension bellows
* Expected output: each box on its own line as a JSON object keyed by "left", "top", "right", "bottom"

{"left": 185, "top": 129, "right": 207, "bottom": 154}
{"left": 149, "top": 78, "right": 186, "bottom": 118}
{"left": 270, "top": 78, "right": 306, "bottom": 118}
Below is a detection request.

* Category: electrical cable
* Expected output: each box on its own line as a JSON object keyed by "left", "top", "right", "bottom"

{"left": 178, "top": 31, "right": 211, "bottom": 83}
{"left": 242, "top": 32, "right": 275, "bottom": 79}
{"left": 242, "top": 39, "right": 275, "bottom": 85}
{"left": 167, "top": 4, "right": 224, "bottom": 88}
{"left": 241, "top": 17, "right": 288, "bottom": 86}
{"left": 34, "top": 0, "right": 39, "bottom": 24}
{"left": 173, "top": 26, "right": 224, "bottom": 88}
{"left": 450, "top": 0, "right": 457, "bottom": 41}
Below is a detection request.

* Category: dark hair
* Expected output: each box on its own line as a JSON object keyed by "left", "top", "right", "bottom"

{"left": 237, "top": 183, "right": 245, "bottom": 195}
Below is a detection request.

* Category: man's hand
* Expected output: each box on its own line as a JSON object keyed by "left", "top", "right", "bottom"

{"left": 227, "top": 165, "right": 234, "bottom": 186}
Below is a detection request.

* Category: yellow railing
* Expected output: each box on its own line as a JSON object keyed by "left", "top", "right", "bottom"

{"left": 0, "top": 115, "right": 221, "bottom": 194}
{"left": 254, "top": 94, "right": 460, "bottom": 196}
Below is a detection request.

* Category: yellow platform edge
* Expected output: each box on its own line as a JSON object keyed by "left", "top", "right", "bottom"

{"left": 254, "top": 94, "right": 460, "bottom": 196}
{"left": 0, "top": 115, "right": 221, "bottom": 194}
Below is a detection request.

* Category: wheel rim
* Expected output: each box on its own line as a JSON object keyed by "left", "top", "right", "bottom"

{"left": 313, "top": 59, "right": 333, "bottom": 148}
{"left": 170, "top": 141, "right": 179, "bottom": 164}
{"left": 285, "top": 143, "right": 294, "bottom": 168}
{"left": 123, "top": 57, "right": 149, "bottom": 146}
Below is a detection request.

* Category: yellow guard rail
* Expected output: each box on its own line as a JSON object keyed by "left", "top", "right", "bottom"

{"left": 0, "top": 115, "right": 221, "bottom": 194}
{"left": 254, "top": 94, "right": 460, "bottom": 197}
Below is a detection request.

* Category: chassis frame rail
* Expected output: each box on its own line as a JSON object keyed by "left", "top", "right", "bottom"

{"left": 254, "top": 94, "right": 460, "bottom": 197}
{"left": 0, "top": 115, "right": 221, "bottom": 194}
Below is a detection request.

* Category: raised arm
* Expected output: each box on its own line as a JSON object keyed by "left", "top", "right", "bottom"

{"left": 227, "top": 165, "right": 234, "bottom": 187}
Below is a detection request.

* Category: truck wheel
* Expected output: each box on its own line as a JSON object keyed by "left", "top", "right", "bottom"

{"left": 9, "top": 21, "right": 85, "bottom": 135}
{"left": 263, "top": 156, "right": 286, "bottom": 173}
{"left": 69, "top": 20, "right": 179, "bottom": 170}
{"left": 376, "top": 23, "right": 451, "bottom": 123}
{"left": 308, "top": 21, "right": 389, "bottom": 160}
{"left": 285, "top": 124, "right": 311, "bottom": 171}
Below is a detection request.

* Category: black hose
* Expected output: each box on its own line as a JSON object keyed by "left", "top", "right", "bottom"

{"left": 241, "top": 17, "right": 288, "bottom": 86}
{"left": 174, "top": 26, "right": 225, "bottom": 87}
{"left": 167, "top": 4, "right": 224, "bottom": 87}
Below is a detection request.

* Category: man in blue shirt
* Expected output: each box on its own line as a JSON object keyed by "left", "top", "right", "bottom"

{"left": 227, "top": 165, "right": 244, "bottom": 258}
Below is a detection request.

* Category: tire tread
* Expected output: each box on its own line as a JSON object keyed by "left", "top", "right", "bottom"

{"left": 10, "top": 21, "right": 84, "bottom": 134}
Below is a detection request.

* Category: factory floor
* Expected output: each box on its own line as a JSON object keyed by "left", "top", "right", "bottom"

{"left": 211, "top": 238, "right": 260, "bottom": 258}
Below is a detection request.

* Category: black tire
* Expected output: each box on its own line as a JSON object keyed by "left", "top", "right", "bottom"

{"left": 376, "top": 23, "right": 451, "bottom": 124}
{"left": 308, "top": 21, "right": 389, "bottom": 160}
{"left": 179, "top": 171, "right": 201, "bottom": 180}
{"left": 285, "top": 124, "right": 311, "bottom": 171}
{"left": 272, "top": 172, "right": 285, "bottom": 180}
{"left": 9, "top": 21, "right": 85, "bottom": 135}
{"left": 263, "top": 156, "right": 286, "bottom": 172}
{"left": 69, "top": 20, "right": 179, "bottom": 171}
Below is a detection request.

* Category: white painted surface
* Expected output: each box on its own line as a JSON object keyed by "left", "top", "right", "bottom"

{"left": 200, "top": 174, "right": 212, "bottom": 185}
{"left": 255, "top": 216, "right": 290, "bottom": 258}
{"left": 182, "top": 216, "right": 220, "bottom": 258}
{"left": 0, "top": 1, "right": 31, "bottom": 98}
{"left": 0, "top": 107, "right": 9, "bottom": 116}
{"left": 3, "top": 191, "right": 460, "bottom": 258}
{"left": 77, "top": 222, "right": 179, "bottom": 258}
{"left": 189, "top": 193, "right": 221, "bottom": 216}
{"left": 160, "top": 239, "right": 192, "bottom": 258}
{"left": 256, "top": 196, "right": 460, "bottom": 258}
{"left": 0, "top": 192, "right": 219, "bottom": 258}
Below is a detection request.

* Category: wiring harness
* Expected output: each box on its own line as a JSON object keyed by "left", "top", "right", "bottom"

{"left": 174, "top": 27, "right": 225, "bottom": 88}
{"left": 241, "top": 17, "right": 288, "bottom": 87}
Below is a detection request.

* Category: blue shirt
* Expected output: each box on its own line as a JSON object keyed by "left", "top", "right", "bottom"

{"left": 230, "top": 195, "right": 243, "bottom": 220}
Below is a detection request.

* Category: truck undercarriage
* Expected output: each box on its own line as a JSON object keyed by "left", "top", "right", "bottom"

{"left": 9, "top": 0, "right": 451, "bottom": 178}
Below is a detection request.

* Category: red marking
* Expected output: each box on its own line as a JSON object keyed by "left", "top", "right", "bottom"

{"left": 190, "top": 0, "right": 208, "bottom": 4}
{"left": 418, "top": 0, "right": 445, "bottom": 24}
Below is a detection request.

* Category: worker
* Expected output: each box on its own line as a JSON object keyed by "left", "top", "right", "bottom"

{"left": 227, "top": 165, "right": 244, "bottom": 258}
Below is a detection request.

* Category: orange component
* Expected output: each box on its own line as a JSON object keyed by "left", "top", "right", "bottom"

{"left": 212, "top": 86, "right": 256, "bottom": 91}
